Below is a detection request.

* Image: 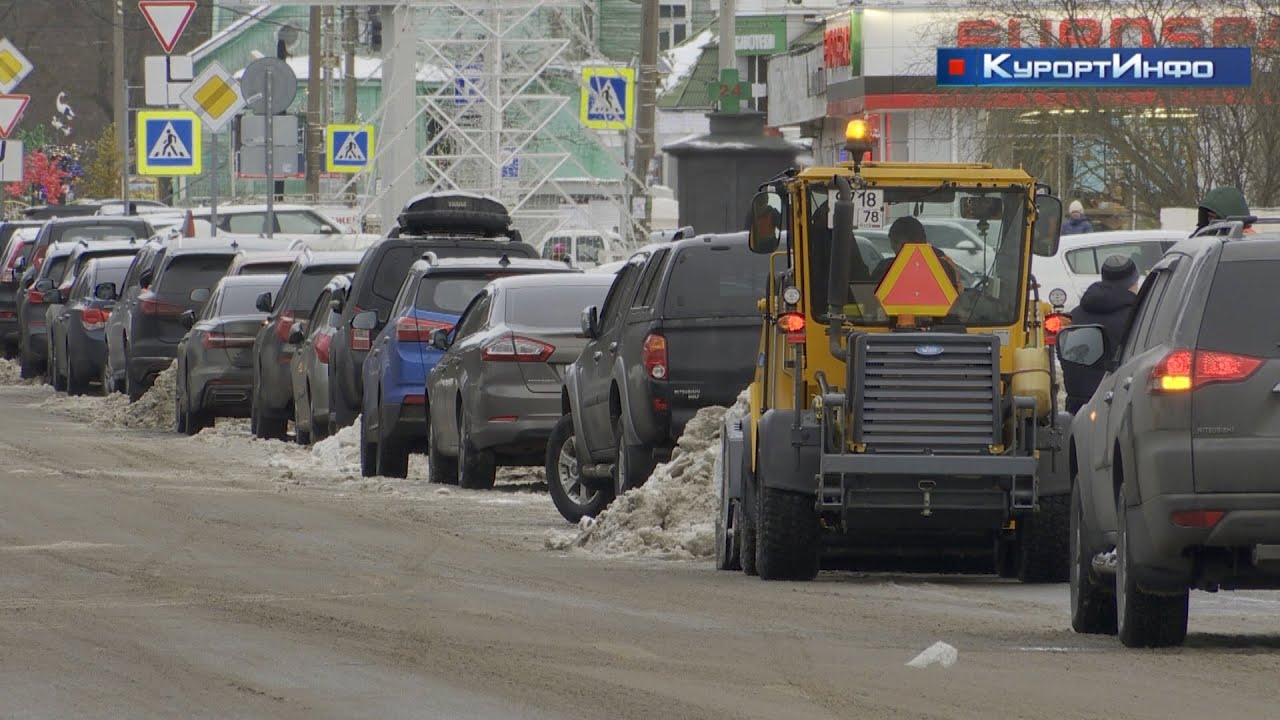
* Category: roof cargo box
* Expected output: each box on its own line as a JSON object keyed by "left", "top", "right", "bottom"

{"left": 397, "top": 192, "right": 511, "bottom": 237}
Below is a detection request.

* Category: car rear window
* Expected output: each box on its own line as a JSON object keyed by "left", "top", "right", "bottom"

{"left": 505, "top": 284, "right": 609, "bottom": 329}
{"left": 220, "top": 284, "right": 282, "bottom": 316}
{"left": 293, "top": 266, "right": 357, "bottom": 312}
{"left": 76, "top": 250, "right": 139, "bottom": 275}
{"left": 1198, "top": 259, "right": 1280, "bottom": 358}
{"left": 156, "top": 255, "right": 232, "bottom": 299}
{"left": 661, "top": 245, "right": 769, "bottom": 318}
{"left": 238, "top": 262, "right": 295, "bottom": 276}
{"left": 416, "top": 274, "right": 516, "bottom": 314}
{"left": 363, "top": 243, "right": 534, "bottom": 307}
{"left": 96, "top": 263, "right": 131, "bottom": 290}
{"left": 52, "top": 224, "right": 146, "bottom": 244}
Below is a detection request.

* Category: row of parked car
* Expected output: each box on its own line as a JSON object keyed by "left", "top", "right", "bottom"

{"left": 2, "top": 192, "right": 769, "bottom": 524}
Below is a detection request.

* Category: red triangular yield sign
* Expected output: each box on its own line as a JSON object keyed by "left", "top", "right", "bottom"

{"left": 874, "top": 243, "right": 959, "bottom": 316}
{"left": 139, "top": 1, "right": 197, "bottom": 54}
{"left": 0, "top": 94, "right": 30, "bottom": 139}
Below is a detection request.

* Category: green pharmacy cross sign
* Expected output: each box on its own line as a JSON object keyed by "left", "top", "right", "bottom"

{"left": 707, "top": 69, "right": 746, "bottom": 113}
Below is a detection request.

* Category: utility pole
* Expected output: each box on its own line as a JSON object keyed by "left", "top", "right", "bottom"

{"left": 633, "top": 0, "right": 659, "bottom": 237}
{"left": 305, "top": 6, "right": 323, "bottom": 197}
{"left": 114, "top": 0, "right": 129, "bottom": 205}
{"left": 343, "top": 7, "right": 357, "bottom": 123}
{"left": 719, "top": 0, "right": 736, "bottom": 78}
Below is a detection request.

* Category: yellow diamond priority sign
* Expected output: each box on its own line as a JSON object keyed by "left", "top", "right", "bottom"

{"left": 179, "top": 61, "right": 245, "bottom": 133}
{"left": 0, "top": 38, "right": 34, "bottom": 94}
{"left": 874, "top": 243, "right": 959, "bottom": 317}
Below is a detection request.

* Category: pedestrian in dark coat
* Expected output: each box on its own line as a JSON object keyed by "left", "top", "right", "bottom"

{"left": 1062, "top": 255, "right": 1140, "bottom": 414}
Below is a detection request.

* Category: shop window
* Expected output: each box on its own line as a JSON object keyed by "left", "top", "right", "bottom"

{"left": 659, "top": 3, "right": 688, "bottom": 51}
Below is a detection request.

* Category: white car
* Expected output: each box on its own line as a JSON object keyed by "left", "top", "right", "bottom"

{"left": 1032, "top": 230, "right": 1186, "bottom": 310}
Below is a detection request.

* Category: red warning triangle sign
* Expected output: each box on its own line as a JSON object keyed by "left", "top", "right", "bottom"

{"left": 139, "top": 1, "right": 197, "bottom": 54}
{"left": 874, "top": 243, "right": 959, "bottom": 317}
{"left": 0, "top": 94, "right": 30, "bottom": 139}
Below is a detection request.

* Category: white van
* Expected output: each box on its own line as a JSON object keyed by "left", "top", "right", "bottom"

{"left": 538, "top": 229, "right": 623, "bottom": 268}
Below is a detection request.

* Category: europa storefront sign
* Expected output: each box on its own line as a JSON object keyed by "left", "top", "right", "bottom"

{"left": 937, "top": 47, "right": 1252, "bottom": 87}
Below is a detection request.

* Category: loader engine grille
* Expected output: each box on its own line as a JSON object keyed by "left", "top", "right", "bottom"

{"left": 849, "top": 332, "right": 1001, "bottom": 455}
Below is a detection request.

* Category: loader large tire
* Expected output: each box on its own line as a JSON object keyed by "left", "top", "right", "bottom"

{"left": 737, "top": 500, "right": 757, "bottom": 577}
{"left": 755, "top": 487, "right": 819, "bottom": 581}
{"left": 1018, "top": 493, "right": 1070, "bottom": 583}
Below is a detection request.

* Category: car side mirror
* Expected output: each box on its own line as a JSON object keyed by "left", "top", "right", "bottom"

{"left": 189, "top": 288, "right": 211, "bottom": 304}
{"left": 255, "top": 291, "right": 273, "bottom": 313}
{"left": 94, "top": 282, "right": 117, "bottom": 301}
{"left": 34, "top": 278, "right": 53, "bottom": 293}
{"left": 1032, "top": 195, "right": 1063, "bottom": 257}
{"left": 429, "top": 327, "right": 451, "bottom": 351}
{"left": 351, "top": 309, "right": 377, "bottom": 330}
{"left": 747, "top": 190, "right": 783, "bottom": 254}
{"left": 287, "top": 321, "right": 306, "bottom": 345}
{"left": 580, "top": 305, "right": 600, "bottom": 339}
{"left": 1055, "top": 324, "right": 1109, "bottom": 369}
{"left": 955, "top": 239, "right": 981, "bottom": 254}
{"left": 179, "top": 309, "right": 196, "bottom": 329}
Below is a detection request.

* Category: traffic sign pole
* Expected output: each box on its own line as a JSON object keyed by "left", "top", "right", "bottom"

{"left": 209, "top": 131, "right": 218, "bottom": 236}
{"left": 264, "top": 66, "right": 274, "bottom": 238}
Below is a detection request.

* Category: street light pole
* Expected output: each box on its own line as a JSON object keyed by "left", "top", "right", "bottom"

{"left": 114, "top": 0, "right": 130, "bottom": 207}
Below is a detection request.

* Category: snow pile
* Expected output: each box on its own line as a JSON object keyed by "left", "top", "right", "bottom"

{"left": 267, "top": 420, "right": 362, "bottom": 478}
{"left": 547, "top": 390, "right": 750, "bottom": 560}
{"left": 43, "top": 363, "right": 178, "bottom": 430}
{"left": 0, "top": 358, "right": 39, "bottom": 385}
{"left": 907, "top": 641, "right": 959, "bottom": 669}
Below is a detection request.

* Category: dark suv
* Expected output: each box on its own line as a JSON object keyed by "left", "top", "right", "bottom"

{"left": 249, "top": 250, "right": 365, "bottom": 440}
{"left": 326, "top": 192, "right": 538, "bottom": 430}
{"left": 104, "top": 236, "right": 285, "bottom": 398}
{"left": 1062, "top": 220, "right": 1280, "bottom": 648}
{"left": 547, "top": 232, "right": 769, "bottom": 522}
{"left": 24, "top": 216, "right": 152, "bottom": 275}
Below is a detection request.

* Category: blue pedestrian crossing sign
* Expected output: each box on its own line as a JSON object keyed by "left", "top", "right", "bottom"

{"left": 136, "top": 110, "right": 201, "bottom": 176}
{"left": 580, "top": 67, "right": 634, "bottom": 131}
{"left": 326, "top": 124, "right": 374, "bottom": 174}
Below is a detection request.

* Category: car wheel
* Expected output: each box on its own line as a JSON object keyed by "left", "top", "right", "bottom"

{"left": 1116, "top": 482, "right": 1189, "bottom": 648}
{"left": 305, "top": 383, "right": 327, "bottom": 443}
{"left": 43, "top": 336, "right": 55, "bottom": 387}
{"left": 457, "top": 403, "right": 496, "bottom": 490}
{"left": 715, "top": 437, "right": 740, "bottom": 571}
{"left": 737, "top": 498, "right": 757, "bottom": 577}
{"left": 545, "top": 414, "right": 613, "bottom": 524}
{"left": 293, "top": 396, "right": 311, "bottom": 446}
{"left": 1071, "top": 481, "right": 1118, "bottom": 635}
{"left": 100, "top": 356, "right": 115, "bottom": 395}
{"left": 359, "top": 412, "right": 378, "bottom": 477}
{"left": 65, "top": 343, "right": 88, "bottom": 396}
{"left": 755, "top": 485, "right": 820, "bottom": 581}
{"left": 251, "top": 386, "right": 288, "bottom": 440}
{"left": 18, "top": 335, "right": 38, "bottom": 379}
{"left": 426, "top": 409, "right": 458, "bottom": 485}
{"left": 1017, "top": 493, "right": 1070, "bottom": 583}
{"left": 613, "top": 416, "right": 654, "bottom": 496}
{"left": 174, "top": 379, "right": 188, "bottom": 434}
{"left": 374, "top": 401, "right": 410, "bottom": 479}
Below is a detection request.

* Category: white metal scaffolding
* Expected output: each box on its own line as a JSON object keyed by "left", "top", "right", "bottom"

{"left": 272, "top": 0, "right": 648, "bottom": 245}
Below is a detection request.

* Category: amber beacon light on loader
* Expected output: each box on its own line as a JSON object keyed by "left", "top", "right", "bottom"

{"left": 714, "top": 117, "right": 1073, "bottom": 582}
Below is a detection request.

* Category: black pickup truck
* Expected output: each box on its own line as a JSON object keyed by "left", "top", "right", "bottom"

{"left": 547, "top": 231, "right": 770, "bottom": 522}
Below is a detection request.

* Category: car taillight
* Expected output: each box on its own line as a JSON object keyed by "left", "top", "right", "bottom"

{"left": 1151, "top": 348, "right": 1263, "bottom": 392}
{"left": 81, "top": 308, "right": 109, "bottom": 330}
{"left": 397, "top": 316, "right": 452, "bottom": 343}
{"left": 315, "top": 333, "right": 332, "bottom": 364}
{"left": 1171, "top": 510, "right": 1225, "bottom": 528}
{"left": 274, "top": 311, "right": 296, "bottom": 342}
{"left": 403, "top": 394, "right": 426, "bottom": 406}
{"left": 481, "top": 334, "right": 554, "bottom": 362}
{"left": 27, "top": 290, "right": 45, "bottom": 304}
{"left": 202, "top": 332, "right": 255, "bottom": 349}
{"left": 642, "top": 333, "right": 667, "bottom": 379}
{"left": 1044, "top": 312, "right": 1070, "bottom": 346}
{"left": 139, "top": 292, "right": 182, "bottom": 317}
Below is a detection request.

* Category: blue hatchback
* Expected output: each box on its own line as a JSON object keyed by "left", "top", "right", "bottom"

{"left": 358, "top": 254, "right": 580, "bottom": 477}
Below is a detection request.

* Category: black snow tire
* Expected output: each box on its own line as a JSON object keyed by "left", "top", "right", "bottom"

{"left": 359, "top": 413, "right": 377, "bottom": 477}
{"left": 995, "top": 536, "right": 1019, "bottom": 578}
{"left": 252, "top": 391, "right": 288, "bottom": 440}
{"left": 1017, "top": 493, "right": 1071, "bottom": 583}
{"left": 65, "top": 347, "right": 88, "bottom": 397}
{"left": 737, "top": 499, "right": 757, "bottom": 576}
{"left": 174, "top": 382, "right": 188, "bottom": 434}
{"left": 427, "top": 410, "right": 458, "bottom": 485}
{"left": 1116, "top": 483, "right": 1189, "bottom": 648}
{"left": 458, "top": 404, "right": 496, "bottom": 490}
{"left": 546, "top": 414, "right": 613, "bottom": 524}
{"left": 715, "top": 434, "right": 739, "bottom": 571}
{"left": 1071, "top": 481, "right": 1118, "bottom": 635}
{"left": 755, "top": 487, "right": 819, "bottom": 581}
{"left": 613, "top": 417, "right": 653, "bottom": 496}
{"left": 376, "top": 430, "right": 410, "bottom": 479}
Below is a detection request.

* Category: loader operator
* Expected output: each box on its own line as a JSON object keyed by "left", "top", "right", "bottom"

{"left": 871, "top": 216, "right": 963, "bottom": 291}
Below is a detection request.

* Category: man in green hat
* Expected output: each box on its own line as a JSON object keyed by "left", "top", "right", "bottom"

{"left": 1196, "top": 186, "right": 1253, "bottom": 234}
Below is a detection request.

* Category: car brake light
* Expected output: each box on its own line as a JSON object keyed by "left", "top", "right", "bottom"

{"left": 274, "top": 311, "right": 296, "bottom": 342}
{"left": 643, "top": 333, "right": 667, "bottom": 379}
{"left": 80, "top": 308, "right": 109, "bottom": 330}
{"left": 315, "top": 333, "right": 332, "bottom": 364}
{"left": 1171, "top": 510, "right": 1225, "bottom": 528}
{"left": 397, "top": 316, "right": 452, "bottom": 343}
{"left": 402, "top": 394, "right": 426, "bottom": 406}
{"left": 1044, "top": 312, "right": 1070, "bottom": 346}
{"left": 481, "top": 334, "right": 554, "bottom": 362}
{"left": 1151, "top": 348, "right": 1263, "bottom": 392}
{"left": 202, "top": 332, "right": 255, "bottom": 349}
{"left": 27, "top": 290, "right": 45, "bottom": 304}
{"left": 351, "top": 329, "right": 371, "bottom": 351}
{"left": 139, "top": 292, "right": 182, "bottom": 317}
